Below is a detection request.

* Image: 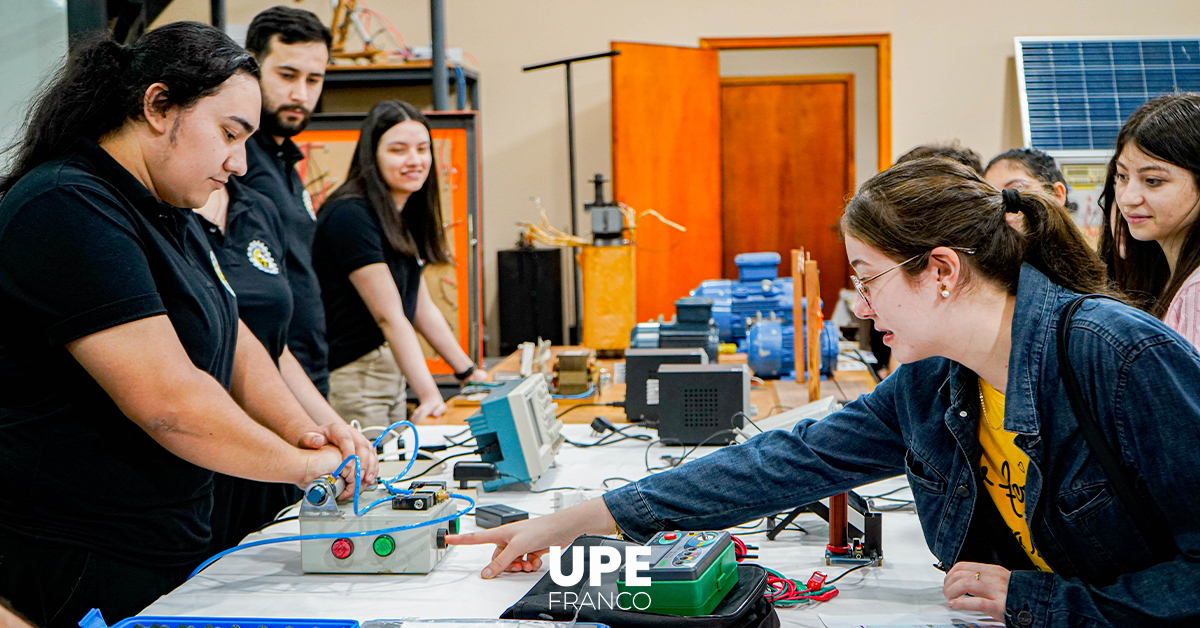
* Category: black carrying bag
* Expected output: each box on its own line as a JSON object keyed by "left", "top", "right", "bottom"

{"left": 1056, "top": 295, "right": 1178, "bottom": 563}
{"left": 501, "top": 535, "right": 780, "bottom": 628}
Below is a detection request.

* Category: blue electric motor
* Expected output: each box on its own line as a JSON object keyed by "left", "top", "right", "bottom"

{"left": 692, "top": 252, "right": 839, "bottom": 379}
{"left": 746, "top": 316, "right": 839, "bottom": 379}
{"left": 691, "top": 252, "right": 794, "bottom": 344}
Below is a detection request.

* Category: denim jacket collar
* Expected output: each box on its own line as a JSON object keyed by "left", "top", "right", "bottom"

{"left": 946, "top": 264, "right": 1066, "bottom": 438}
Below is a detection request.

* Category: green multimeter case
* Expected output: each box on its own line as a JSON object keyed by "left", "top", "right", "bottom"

{"left": 616, "top": 530, "right": 739, "bottom": 616}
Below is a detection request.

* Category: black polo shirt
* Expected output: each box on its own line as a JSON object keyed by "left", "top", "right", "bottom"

{"left": 0, "top": 139, "right": 239, "bottom": 568}
{"left": 313, "top": 197, "right": 422, "bottom": 371}
{"left": 198, "top": 179, "right": 293, "bottom": 363}
{"left": 240, "top": 131, "right": 329, "bottom": 394}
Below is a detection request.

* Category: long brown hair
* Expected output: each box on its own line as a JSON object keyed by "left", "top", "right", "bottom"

{"left": 843, "top": 158, "right": 1114, "bottom": 298}
{"left": 325, "top": 100, "right": 452, "bottom": 264}
{"left": 1098, "top": 93, "right": 1200, "bottom": 318}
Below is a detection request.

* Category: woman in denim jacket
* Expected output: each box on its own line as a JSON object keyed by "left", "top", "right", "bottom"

{"left": 451, "top": 158, "right": 1200, "bottom": 627}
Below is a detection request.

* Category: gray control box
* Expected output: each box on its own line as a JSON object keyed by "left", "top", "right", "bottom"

{"left": 299, "top": 487, "right": 459, "bottom": 574}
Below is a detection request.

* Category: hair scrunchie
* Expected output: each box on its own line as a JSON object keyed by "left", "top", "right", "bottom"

{"left": 1002, "top": 188, "right": 1023, "bottom": 214}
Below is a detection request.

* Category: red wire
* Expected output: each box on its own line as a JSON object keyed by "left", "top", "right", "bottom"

{"left": 764, "top": 571, "right": 836, "bottom": 604}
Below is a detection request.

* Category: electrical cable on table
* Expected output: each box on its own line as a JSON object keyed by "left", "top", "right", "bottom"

{"left": 556, "top": 401, "right": 623, "bottom": 419}
{"left": 644, "top": 428, "right": 740, "bottom": 472}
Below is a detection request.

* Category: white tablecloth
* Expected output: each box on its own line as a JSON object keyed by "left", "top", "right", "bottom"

{"left": 143, "top": 424, "right": 986, "bottom": 627}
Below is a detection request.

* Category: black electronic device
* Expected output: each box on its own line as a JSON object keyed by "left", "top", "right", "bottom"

{"left": 584, "top": 174, "right": 624, "bottom": 244}
{"left": 659, "top": 297, "right": 720, "bottom": 359}
{"left": 656, "top": 364, "right": 751, "bottom": 446}
{"left": 391, "top": 481, "right": 450, "bottom": 511}
{"left": 624, "top": 348, "right": 708, "bottom": 425}
{"left": 453, "top": 461, "right": 500, "bottom": 489}
{"left": 475, "top": 504, "right": 530, "bottom": 529}
{"left": 765, "top": 490, "right": 884, "bottom": 565}
{"left": 629, "top": 297, "right": 721, "bottom": 362}
{"left": 392, "top": 491, "right": 442, "bottom": 511}
{"left": 498, "top": 248, "right": 564, "bottom": 355}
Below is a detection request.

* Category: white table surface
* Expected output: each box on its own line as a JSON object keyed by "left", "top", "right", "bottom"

{"left": 143, "top": 424, "right": 990, "bottom": 627}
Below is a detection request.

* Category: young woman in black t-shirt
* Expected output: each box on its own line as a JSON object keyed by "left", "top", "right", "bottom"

{"left": 314, "top": 100, "right": 486, "bottom": 428}
{"left": 0, "top": 23, "right": 374, "bottom": 627}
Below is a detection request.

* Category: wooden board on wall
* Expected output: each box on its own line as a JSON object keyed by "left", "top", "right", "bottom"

{"left": 720, "top": 75, "right": 854, "bottom": 318}
{"left": 611, "top": 41, "right": 722, "bottom": 322}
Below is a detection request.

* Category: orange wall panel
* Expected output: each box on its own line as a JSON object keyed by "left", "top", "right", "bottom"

{"left": 611, "top": 41, "right": 723, "bottom": 323}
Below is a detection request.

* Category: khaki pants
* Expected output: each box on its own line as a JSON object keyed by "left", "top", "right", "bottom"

{"left": 328, "top": 343, "right": 408, "bottom": 429}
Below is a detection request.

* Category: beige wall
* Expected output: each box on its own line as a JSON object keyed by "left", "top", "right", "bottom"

{"left": 154, "top": 0, "right": 1200, "bottom": 355}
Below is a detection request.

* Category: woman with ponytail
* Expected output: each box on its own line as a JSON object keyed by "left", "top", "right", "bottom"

{"left": 0, "top": 22, "right": 373, "bottom": 626}
{"left": 1099, "top": 93, "right": 1200, "bottom": 348}
{"left": 451, "top": 158, "right": 1200, "bottom": 627}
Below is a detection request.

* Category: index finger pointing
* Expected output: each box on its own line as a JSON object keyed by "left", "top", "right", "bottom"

{"left": 446, "top": 530, "right": 505, "bottom": 546}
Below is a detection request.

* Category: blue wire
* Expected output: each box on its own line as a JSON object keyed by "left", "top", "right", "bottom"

{"left": 371, "top": 420, "right": 415, "bottom": 450}
{"left": 333, "top": 455, "right": 357, "bottom": 477}
{"left": 331, "top": 454, "right": 364, "bottom": 516}
{"left": 370, "top": 420, "right": 420, "bottom": 494}
{"left": 552, "top": 383, "right": 595, "bottom": 400}
{"left": 453, "top": 64, "right": 467, "bottom": 110}
{"left": 187, "top": 493, "right": 476, "bottom": 580}
{"left": 361, "top": 495, "right": 394, "bottom": 514}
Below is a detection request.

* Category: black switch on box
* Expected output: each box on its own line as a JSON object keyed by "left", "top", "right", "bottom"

{"left": 475, "top": 504, "right": 529, "bottom": 529}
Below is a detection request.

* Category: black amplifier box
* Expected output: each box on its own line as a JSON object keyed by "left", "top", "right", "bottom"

{"left": 625, "top": 348, "right": 707, "bottom": 425}
{"left": 656, "top": 364, "right": 750, "bottom": 446}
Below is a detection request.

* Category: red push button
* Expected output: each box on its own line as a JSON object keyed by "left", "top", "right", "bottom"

{"left": 331, "top": 538, "right": 354, "bottom": 559}
{"left": 663, "top": 532, "right": 678, "bottom": 540}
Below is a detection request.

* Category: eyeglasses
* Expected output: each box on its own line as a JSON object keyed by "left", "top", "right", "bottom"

{"left": 850, "top": 248, "right": 976, "bottom": 310}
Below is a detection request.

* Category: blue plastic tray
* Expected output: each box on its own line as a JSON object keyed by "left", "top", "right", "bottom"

{"left": 81, "top": 610, "right": 359, "bottom": 628}
{"left": 81, "top": 611, "right": 607, "bottom": 628}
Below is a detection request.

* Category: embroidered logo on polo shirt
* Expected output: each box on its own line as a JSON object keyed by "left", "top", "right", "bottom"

{"left": 303, "top": 190, "right": 316, "bottom": 221}
{"left": 247, "top": 239, "right": 280, "bottom": 275}
{"left": 210, "top": 251, "right": 236, "bottom": 296}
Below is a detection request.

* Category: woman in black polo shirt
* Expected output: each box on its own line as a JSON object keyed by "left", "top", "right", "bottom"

{"left": 314, "top": 100, "right": 486, "bottom": 428}
{"left": 0, "top": 23, "right": 374, "bottom": 627}
{"left": 195, "top": 178, "right": 365, "bottom": 554}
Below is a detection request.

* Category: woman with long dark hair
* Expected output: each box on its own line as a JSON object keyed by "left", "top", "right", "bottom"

{"left": 314, "top": 100, "right": 485, "bottom": 429}
{"left": 1099, "top": 93, "right": 1200, "bottom": 347}
{"left": 0, "top": 22, "right": 373, "bottom": 626}
{"left": 452, "top": 159, "right": 1200, "bottom": 626}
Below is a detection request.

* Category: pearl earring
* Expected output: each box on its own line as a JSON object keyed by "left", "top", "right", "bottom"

{"left": 940, "top": 285, "right": 950, "bottom": 298}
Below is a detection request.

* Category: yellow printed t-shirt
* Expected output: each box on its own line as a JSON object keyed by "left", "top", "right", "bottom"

{"left": 977, "top": 378, "right": 1052, "bottom": 572}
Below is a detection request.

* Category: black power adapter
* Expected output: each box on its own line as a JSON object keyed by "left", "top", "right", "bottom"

{"left": 453, "top": 460, "right": 500, "bottom": 489}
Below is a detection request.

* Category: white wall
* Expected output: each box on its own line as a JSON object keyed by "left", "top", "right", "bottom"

{"left": 150, "top": 0, "right": 1200, "bottom": 354}
{"left": 0, "top": 0, "right": 68, "bottom": 170}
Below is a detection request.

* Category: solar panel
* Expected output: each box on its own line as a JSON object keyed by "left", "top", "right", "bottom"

{"left": 1016, "top": 37, "right": 1200, "bottom": 153}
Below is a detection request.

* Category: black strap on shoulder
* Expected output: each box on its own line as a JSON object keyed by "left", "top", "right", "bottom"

{"left": 1056, "top": 295, "right": 1178, "bottom": 563}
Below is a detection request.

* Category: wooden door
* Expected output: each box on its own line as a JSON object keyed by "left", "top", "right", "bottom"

{"left": 612, "top": 42, "right": 722, "bottom": 322}
{"left": 720, "top": 75, "right": 855, "bottom": 318}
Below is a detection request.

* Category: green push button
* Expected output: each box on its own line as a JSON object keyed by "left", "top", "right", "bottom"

{"left": 449, "top": 517, "right": 460, "bottom": 534}
{"left": 373, "top": 534, "right": 396, "bottom": 556}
